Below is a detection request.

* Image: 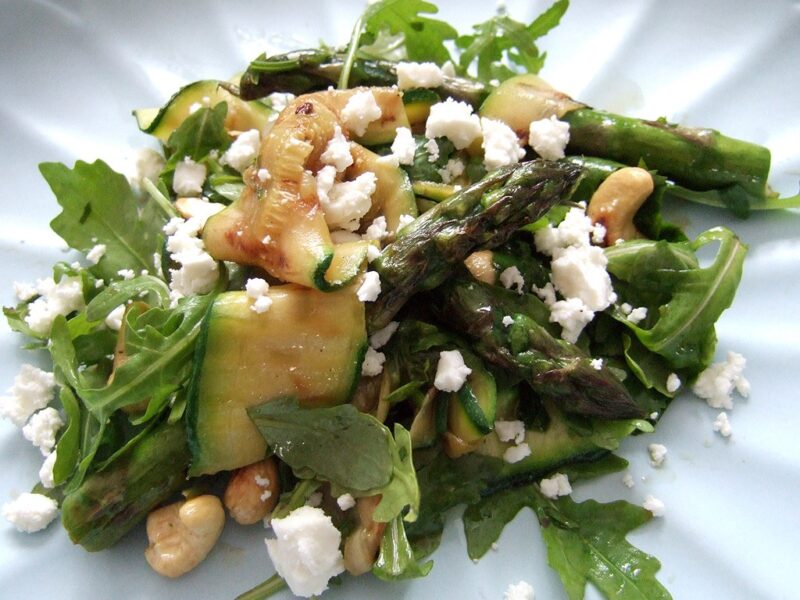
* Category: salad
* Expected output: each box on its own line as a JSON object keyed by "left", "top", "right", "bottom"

{"left": 1, "top": 1, "right": 799, "bottom": 599}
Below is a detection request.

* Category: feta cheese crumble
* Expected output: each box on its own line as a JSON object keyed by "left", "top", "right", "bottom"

{"left": 666, "top": 372, "right": 681, "bottom": 394}
{"left": 39, "top": 450, "right": 57, "bottom": 489}
{"left": 369, "top": 321, "right": 399, "bottom": 350}
{"left": 502, "top": 315, "right": 514, "bottom": 327}
{"left": 357, "top": 271, "right": 382, "bottom": 302}
{"left": 336, "top": 493, "right": 356, "bottom": 512}
{"left": 499, "top": 266, "right": 525, "bottom": 294}
{"left": 396, "top": 61, "right": 444, "bottom": 89}
{"left": 173, "top": 158, "right": 206, "bottom": 196}
{"left": 363, "top": 216, "right": 388, "bottom": 242}
{"left": 425, "top": 98, "right": 482, "bottom": 149}
{"left": 626, "top": 306, "right": 648, "bottom": 325}
{"left": 648, "top": 443, "right": 667, "bottom": 468}
{"left": 265, "top": 506, "right": 345, "bottom": 598}
{"left": 495, "top": 420, "right": 526, "bottom": 444}
{"left": 503, "top": 442, "right": 532, "bottom": 464}
{"left": 590, "top": 358, "right": 604, "bottom": 370}
{"left": 317, "top": 169, "right": 377, "bottom": 232}
{"left": 117, "top": 269, "right": 135, "bottom": 280}
{"left": 397, "top": 214, "right": 415, "bottom": 231}
{"left": 713, "top": 412, "right": 732, "bottom": 437}
{"left": 390, "top": 127, "right": 416, "bottom": 165}
{"left": 0, "top": 365, "right": 56, "bottom": 427}
{"left": 23, "top": 276, "right": 85, "bottom": 336}
{"left": 105, "top": 304, "right": 125, "bottom": 331}
{"left": 528, "top": 115, "right": 570, "bottom": 160}
{"left": 2, "top": 493, "right": 59, "bottom": 533}
{"left": 13, "top": 281, "right": 37, "bottom": 302}
{"left": 504, "top": 580, "right": 535, "bottom": 600}
{"left": 424, "top": 137, "right": 440, "bottom": 162}
{"left": 643, "top": 495, "right": 665, "bottom": 517}
{"left": 221, "top": 129, "right": 261, "bottom": 172}
{"left": 163, "top": 215, "right": 219, "bottom": 302}
{"left": 438, "top": 158, "right": 464, "bottom": 184}
{"left": 257, "top": 167, "right": 271, "bottom": 182}
{"left": 86, "top": 243, "right": 106, "bottom": 264}
{"left": 245, "top": 278, "right": 273, "bottom": 314}
{"left": 361, "top": 346, "right": 386, "bottom": 377}
{"left": 131, "top": 147, "right": 165, "bottom": 189}
{"left": 22, "top": 407, "right": 63, "bottom": 456}
{"left": 480, "top": 117, "right": 525, "bottom": 169}
{"left": 341, "top": 90, "right": 382, "bottom": 137}
{"left": 320, "top": 125, "right": 353, "bottom": 172}
{"left": 434, "top": 350, "right": 472, "bottom": 392}
{"left": 539, "top": 473, "right": 572, "bottom": 499}
{"left": 692, "top": 351, "right": 749, "bottom": 410}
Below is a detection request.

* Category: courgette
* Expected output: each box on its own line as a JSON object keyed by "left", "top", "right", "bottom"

{"left": 187, "top": 286, "right": 367, "bottom": 475}
{"left": 134, "top": 80, "right": 274, "bottom": 142}
{"left": 447, "top": 353, "right": 497, "bottom": 443}
{"left": 402, "top": 88, "right": 440, "bottom": 128}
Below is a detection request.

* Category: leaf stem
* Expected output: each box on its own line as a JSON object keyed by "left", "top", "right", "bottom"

{"left": 235, "top": 574, "right": 287, "bottom": 600}
{"left": 338, "top": 14, "right": 365, "bottom": 89}
{"left": 142, "top": 177, "right": 179, "bottom": 219}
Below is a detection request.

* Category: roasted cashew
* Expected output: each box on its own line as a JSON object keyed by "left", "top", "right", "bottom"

{"left": 464, "top": 250, "right": 496, "bottom": 284}
{"left": 587, "top": 167, "right": 654, "bottom": 245}
{"left": 343, "top": 495, "right": 386, "bottom": 576}
{"left": 223, "top": 458, "right": 280, "bottom": 525}
{"left": 144, "top": 495, "right": 225, "bottom": 578}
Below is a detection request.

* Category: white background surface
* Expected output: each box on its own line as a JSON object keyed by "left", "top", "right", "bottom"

{"left": 0, "top": 1, "right": 798, "bottom": 598}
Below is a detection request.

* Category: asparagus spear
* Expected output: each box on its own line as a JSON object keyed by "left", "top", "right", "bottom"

{"left": 61, "top": 421, "right": 190, "bottom": 552}
{"left": 367, "top": 159, "right": 581, "bottom": 331}
{"left": 433, "top": 278, "right": 646, "bottom": 420}
{"left": 239, "top": 49, "right": 489, "bottom": 107}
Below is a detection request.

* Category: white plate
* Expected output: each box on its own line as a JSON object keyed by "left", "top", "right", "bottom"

{"left": 1, "top": 1, "right": 798, "bottom": 598}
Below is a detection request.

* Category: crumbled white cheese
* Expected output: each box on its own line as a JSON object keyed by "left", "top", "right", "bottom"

{"left": 438, "top": 158, "right": 464, "bottom": 184}
{"left": 245, "top": 278, "right": 273, "bottom": 314}
{"left": 370, "top": 321, "right": 399, "bottom": 350}
{"left": 39, "top": 450, "right": 57, "bottom": 489}
{"left": 424, "top": 138, "right": 440, "bottom": 162}
{"left": 341, "top": 90, "right": 382, "bottom": 137}
{"left": 22, "top": 407, "right": 63, "bottom": 456}
{"left": 363, "top": 216, "right": 388, "bottom": 242}
{"left": 502, "top": 315, "right": 514, "bottom": 327}
{"left": 692, "top": 351, "right": 749, "bottom": 410}
{"left": 221, "top": 129, "right": 261, "bottom": 172}
{"left": 163, "top": 216, "right": 219, "bottom": 302}
{"left": 534, "top": 207, "right": 603, "bottom": 256}
{"left": 548, "top": 297, "right": 594, "bottom": 344}
{"left": 425, "top": 98, "right": 482, "bottom": 150}
{"left": 622, "top": 473, "right": 635, "bottom": 488}
{"left": 666, "top": 373, "right": 681, "bottom": 394}
{"left": 627, "top": 306, "right": 648, "bottom": 325}
{"left": 649, "top": 411, "right": 659, "bottom": 420}
{"left": 3, "top": 493, "right": 59, "bottom": 533}
{"left": 396, "top": 62, "right": 444, "bottom": 89}
{"left": 0, "top": 365, "right": 56, "bottom": 427}
{"left": 550, "top": 245, "right": 616, "bottom": 311}
{"left": 441, "top": 61, "right": 456, "bottom": 77}
{"left": 104, "top": 304, "right": 125, "bottom": 331}
{"left": 13, "top": 281, "right": 37, "bottom": 302}
{"left": 336, "top": 493, "right": 356, "bottom": 512}
{"left": 590, "top": 358, "right": 604, "bottom": 370}
{"left": 320, "top": 125, "right": 353, "bottom": 173}
{"left": 495, "top": 420, "right": 526, "bottom": 445}
{"left": 397, "top": 214, "right": 415, "bottom": 231}
{"left": 499, "top": 266, "right": 525, "bottom": 295}
{"left": 366, "top": 244, "right": 381, "bottom": 262}
{"left": 23, "top": 276, "right": 85, "bottom": 336}
{"left": 503, "top": 442, "right": 532, "bottom": 464}
{"left": 86, "top": 244, "right": 106, "bottom": 265}
{"left": 712, "top": 411, "right": 732, "bottom": 437}
{"left": 132, "top": 147, "right": 165, "bottom": 188}
{"left": 173, "top": 158, "right": 206, "bottom": 196}
{"left": 480, "top": 117, "right": 525, "bottom": 169}
{"left": 504, "top": 580, "right": 535, "bottom": 600}
{"left": 390, "top": 127, "right": 416, "bottom": 165}
{"left": 539, "top": 473, "right": 572, "bottom": 499}
{"left": 265, "top": 506, "right": 345, "bottom": 598}
{"left": 434, "top": 350, "right": 472, "bottom": 392}
{"left": 317, "top": 169, "right": 377, "bottom": 232}
{"left": 357, "top": 271, "right": 382, "bottom": 303}
{"left": 648, "top": 443, "right": 667, "bottom": 468}
{"left": 361, "top": 346, "right": 386, "bottom": 377}
{"left": 531, "top": 282, "right": 557, "bottom": 306}
{"left": 528, "top": 115, "right": 570, "bottom": 160}
{"left": 643, "top": 495, "right": 665, "bottom": 517}
{"left": 257, "top": 167, "right": 271, "bottom": 182}
{"left": 267, "top": 92, "right": 296, "bottom": 115}
{"left": 117, "top": 269, "right": 135, "bottom": 280}
{"left": 619, "top": 303, "right": 632, "bottom": 315}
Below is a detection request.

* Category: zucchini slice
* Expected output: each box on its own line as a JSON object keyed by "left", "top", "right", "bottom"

{"left": 187, "top": 286, "right": 367, "bottom": 476}
{"left": 402, "top": 88, "right": 440, "bottom": 128}
{"left": 447, "top": 353, "right": 497, "bottom": 444}
{"left": 134, "top": 80, "right": 274, "bottom": 142}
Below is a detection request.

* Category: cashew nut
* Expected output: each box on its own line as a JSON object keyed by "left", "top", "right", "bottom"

{"left": 464, "top": 250, "right": 496, "bottom": 284}
{"left": 586, "top": 167, "right": 654, "bottom": 246}
{"left": 144, "top": 495, "right": 225, "bottom": 578}
{"left": 343, "top": 495, "right": 386, "bottom": 576}
{"left": 223, "top": 458, "right": 280, "bottom": 525}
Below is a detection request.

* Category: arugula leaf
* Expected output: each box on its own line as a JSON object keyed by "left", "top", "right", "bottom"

{"left": 456, "top": 0, "right": 569, "bottom": 83}
{"left": 373, "top": 516, "right": 434, "bottom": 581}
{"left": 463, "top": 484, "right": 535, "bottom": 560}
{"left": 40, "top": 160, "right": 166, "bottom": 281}
{"left": 532, "top": 493, "right": 671, "bottom": 600}
{"left": 248, "top": 398, "right": 394, "bottom": 492}
{"left": 164, "top": 103, "right": 231, "bottom": 164}
{"left": 370, "top": 424, "right": 420, "bottom": 523}
{"left": 362, "top": 0, "right": 457, "bottom": 64}
{"left": 53, "top": 387, "right": 81, "bottom": 486}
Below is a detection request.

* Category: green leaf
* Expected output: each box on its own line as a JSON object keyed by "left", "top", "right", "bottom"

{"left": 532, "top": 493, "right": 671, "bottom": 600}
{"left": 164, "top": 103, "right": 231, "bottom": 164}
{"left": 41, "top": 160, "right": 166, "bottom": 281}
{"left": 362, "top": 0, "right": 457, "bottom": 64}
{"left": 85, "top": 275, "right": 170, "bottom": 321}
{"left": 53, "top": 387, "right": 82, "bottom": 486}
{"left": 373, "top": 516, "right": 434, "bottom": 581}
{"left": 248, "top": 398, "right": 395, "bottom": 492}
{"left": 463, "top": 484, "right": 536, "bottom": 560}
{"left": 371, "top": 424, "right": 420, "bottom": 523}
